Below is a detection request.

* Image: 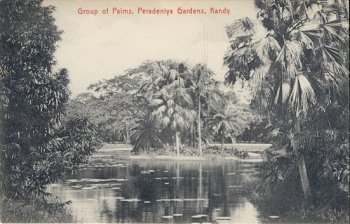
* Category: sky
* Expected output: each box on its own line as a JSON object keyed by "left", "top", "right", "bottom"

{"left": 44, "top": 0, "right": 259, "bottom": 96}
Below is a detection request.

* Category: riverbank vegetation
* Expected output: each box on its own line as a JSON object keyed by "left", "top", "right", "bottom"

{"left": 224, "top": 0, "right": 349, "bottom": 222}
{"left": 132, "top": 144, "right": 249, "bottom": 158}
{"left": 0, "top": 0, "right": 348, "bottom": 222}
{"left": 0, "top": 197, "right": 75, "bottom": 223}
{"left": 0, "top": 0, "right": 101, "bottom": 221}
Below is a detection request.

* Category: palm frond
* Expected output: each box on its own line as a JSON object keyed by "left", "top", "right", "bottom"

{"left": 321, "top": 22, "right": 348, "bottom": 43}
{"left": 275, "top": 82, "right": 291, "bottom": 104}
{"left": 289, "top": 74, "right": 316, "bottom": 116}
{"left": 294, "top": 31, "right": 314, "bottom": 49}
{"left": 313, "top": 11, "right": 327, "bottom": 24}
{"left": 255, "top": 36, "right": 281, "bottom": 62}
{"left": 320, "top": 45, "right": 345, "bottom": 65}
{"left": 130, "top": 114, "right": 162, "bottom": 153}
{"left": 252, "top": 63, "right": 271, "bottom": 80}
{"left": 276, "top": 41, "right": 303, "bottom": 79}
{"left": 225, "top": 17, "right": 255, "bottom": 39}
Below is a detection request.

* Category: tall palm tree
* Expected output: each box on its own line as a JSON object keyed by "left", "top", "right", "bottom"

{"left": 138, "top": 61, "right": 196, "bottom": 156}
{"left": 224, "top": 0, "right": 349, "bottom": 199}
{"left": 189, "top": 64, "right": 224, "bottom": 156}
{"left": 151, "top": 86, "right": 196, "bottom": 155}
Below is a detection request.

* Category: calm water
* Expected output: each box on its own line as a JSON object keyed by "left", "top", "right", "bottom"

{"left": 48, "top": 155, "right": 267, "bottom": 223}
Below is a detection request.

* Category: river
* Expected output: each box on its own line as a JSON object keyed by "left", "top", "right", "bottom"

{"left": 47, "top": 150, "right": 273, "bottom": 223}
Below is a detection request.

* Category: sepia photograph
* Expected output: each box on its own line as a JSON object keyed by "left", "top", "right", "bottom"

{"left": 0, "top": 0, "right": 349, "bottom": 223}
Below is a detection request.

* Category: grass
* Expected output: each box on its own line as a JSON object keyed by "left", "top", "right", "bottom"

{"left": 0, "top": 196, "right": 75, "bottom": 223}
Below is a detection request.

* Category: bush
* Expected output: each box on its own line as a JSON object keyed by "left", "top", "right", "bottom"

{"left": 0, "top": 117, "right": 102, "bottom": 199}
{"left": 147, "top": 144, "right": 249, "bottom": 158}
{"left": 250, "top": 147, "right": 349, "bottom": 224}
{"left": 154, "top": 144, "right": 176, "bottom": 156}
{"left": 179, "top": 145, "right": 198, "bottom": 156}
{"left": 203, "top": 145, "right": 248, "bottom": 158}
{"left": 0, "top": 196, "right": 75, "bottom": 223}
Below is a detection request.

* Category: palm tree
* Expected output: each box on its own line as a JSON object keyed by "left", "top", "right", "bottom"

{"left": 208, "top": 104, "right": 255, "bottom": 152}
{"left": 189, "top": 64, "right": 224, "bottom": 156}
{"left": 151, "top": 84, "right": 196, "bottom": 156}
{"left": 138, "top": 61, "right": 196, "bottom": 156}
{"left": 130, "top": 113, "right": 162, "bottom": 153}
{"left": 224, "top": 0, "right": 349, "bottom": 200}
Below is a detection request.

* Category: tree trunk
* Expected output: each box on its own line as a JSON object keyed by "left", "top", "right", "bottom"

{"left": 298, "top": 154, "right": 312, "bottom": 200}
{"left": 267, "top": 111, "right": 272, "bottom": 125}
{"left": 198, "top": 95, "right": 202, "bottom": 156}
{"left": 125, "top": 122, "right": 130, "bottom": 144}
{"left": 190, "top": 122, "right": 194, "bottom": 148}
{"left": 294, "top": 119, "right": 312, "bottom": 200}
{"left": 175, "top": 131, "right": 180, "bottom": 156}
{"left": 342, "top": 0, "right": 349, "bottom": 19}
{"left": 221, "top": 134, "right": 225, "bottom": 155}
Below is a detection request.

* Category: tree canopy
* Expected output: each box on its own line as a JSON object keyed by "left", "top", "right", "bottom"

{"left": 69, "top": 60, "right": 255, "bottom": 155}
{"left": 224, "top": 0, "right": 349, "bottom": 200}
{"left": 0, "top": 0, "right": 101, "bottom": 198}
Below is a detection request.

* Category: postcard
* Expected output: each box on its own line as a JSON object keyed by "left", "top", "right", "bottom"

{"left": 0, "top": 0, "right": 349, "bottom": 223}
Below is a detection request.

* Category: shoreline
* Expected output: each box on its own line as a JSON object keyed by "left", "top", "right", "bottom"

{"left": 95, "top": 143, "right": 267, "bottom": 162}
{"left": 128, "top": 155, "right": 263, "bottom": 162}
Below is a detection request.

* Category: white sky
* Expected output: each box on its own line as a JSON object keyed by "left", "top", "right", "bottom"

{"left": 45, "top": 0, "right": 259, "bottom": 96}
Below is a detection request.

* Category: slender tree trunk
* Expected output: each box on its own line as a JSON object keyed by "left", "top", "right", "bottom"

{"left": 190, "top": 122, "right": 195, "bottom": 148}
{"left": 125, "top": 122, "right": 130, "bottom": 143}
{"left": 198, "top": 95, "right": 202, "bottom": 156}
{"left": 267, "top": 111, "right": 272, "bottom": 125}
{"left": 294, "top": 119, "right": 312, "bottom": 200}
{"left": 342, "top": 0, "right": 349, "bottom": 19}
{"left": 175, "top": 131, "right": 180, "bottom": 156}
{"left": 221, "top": 134, "right": 225, "bottom": 155}
{"left": 298, "top": 154, "right": 312, "bottom": 200}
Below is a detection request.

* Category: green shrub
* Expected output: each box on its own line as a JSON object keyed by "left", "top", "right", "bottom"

{"left": 0, "top": 196, "right": 75, "bottom": 223}
{"left": 203, "top": 145, "right": 248, "bottom": 158}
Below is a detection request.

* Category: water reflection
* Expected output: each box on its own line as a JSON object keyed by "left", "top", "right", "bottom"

{"left": 48, "top": 160, "right": 262, "bottom": 223}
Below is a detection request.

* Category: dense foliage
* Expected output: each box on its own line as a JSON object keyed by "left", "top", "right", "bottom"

{"left": 1, "top": 197, "right": 75, "bottom": 223}
{"left": 70, "top": 60, "right": 256, "bottom": 155}
{"left": 224, "top": 0, "right": 349, "bottom": 206}
{"left": 0, "top": 0, "right": 101, "bottom": 199}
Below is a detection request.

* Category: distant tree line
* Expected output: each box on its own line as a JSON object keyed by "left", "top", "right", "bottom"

{"left": 67, "top": 61, "right": 259, "bottom": 156}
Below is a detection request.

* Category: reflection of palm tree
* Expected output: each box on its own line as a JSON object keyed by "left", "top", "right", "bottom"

{"left": 221, "top": 164, "right": 229, "bottom": 217}
{"left": 101, "top": 200, "right": 113, "bottom": 223}
{"left": 208, "top": 105, "right": 254, "bottom": 151}
{"left": 176, "top": 161, "right": 180, "bottom": 196}
{"left": 196, "top": 162, "right": 203, "bottom": 213}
